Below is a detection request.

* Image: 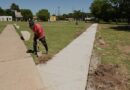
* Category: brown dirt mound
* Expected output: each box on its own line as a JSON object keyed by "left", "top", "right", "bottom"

{"left": 36, "top": 54, "right": 53, "bottom": 64}
{"left": 88, "top": 64, "right": 129, "bottom": 90}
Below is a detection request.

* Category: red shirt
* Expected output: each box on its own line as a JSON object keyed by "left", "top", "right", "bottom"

{"left": 33, "top": 23, "right": 45, "bottom": 39}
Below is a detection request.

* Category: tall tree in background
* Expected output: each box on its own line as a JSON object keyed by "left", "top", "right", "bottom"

{"left": 73, "top": 10, "right": 83, "bottom": 25}
{"left": 90, "top": 0, "right": 113, "bottom": 22}
{"left": 5, "top": 9, "right": 13, "bottom": 16}
{"left": 0, "top": 7, "right": 5, "bottom": 16}
{"left": 122, "top": 0, "right": 130, "bottom": 24}
{"left": 109, "top": 0, "right": 122, "bottom": 23}
{"left": 10, "top": 3, "right": 20, "bottom": 20}
{"left": 21, "top": 9, "right": 33, "bottom": 21}
{"left": 68, "top": 13, "right": 73, "bottom": 18}
{"left": 55, "top": 11, "right": 88, "bottom": 21}
{"left": 62, "top": 14, "right": 68, "bottom": 19}
{"left": 36, "top": 9, "right": 50, "bottom": 21}
{"left": 90, "top": 0, "right": 130, "bottom": 24}
{"left": 73, "top": 10, "right": 82, "bottom": 20}
{"left": 10, "top": 3, "right": 20, "bottom": 11}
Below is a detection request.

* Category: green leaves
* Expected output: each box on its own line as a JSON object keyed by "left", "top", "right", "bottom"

{"left": 90, "top": 0, "right": 112, "bottom": 21}
{"left": 21, "top": 9, "right": 33, "bottom": 21}
{"left": 0, "top": 7, "right": 5, "bottom": 16}
{"left": 90, "top": 0, "right": 130, "bottom": 23}
{"left": 10, "top": 3, "right": 20, "bottom": 11}
{"left": 36, "top": 9, "right": 50, "bottom": 21}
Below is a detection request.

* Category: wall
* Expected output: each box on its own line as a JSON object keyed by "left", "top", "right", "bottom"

{"left": 0, "top": 16, "right": 12, "bottom": 21}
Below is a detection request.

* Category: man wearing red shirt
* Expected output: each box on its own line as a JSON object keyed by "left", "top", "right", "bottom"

{"left": 29, "top": 20, "right": 48, "bottom": 56}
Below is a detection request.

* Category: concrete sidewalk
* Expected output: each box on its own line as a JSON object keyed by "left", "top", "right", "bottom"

{"left": 37, "top": 24, "right": 98, "bottom": 90}
{"left": 0, "top": 25, "right": 43, "bottom": 90}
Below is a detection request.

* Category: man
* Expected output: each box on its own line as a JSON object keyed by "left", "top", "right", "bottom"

{"left": 29, "top": 20, "right": 48, "bottom": 57}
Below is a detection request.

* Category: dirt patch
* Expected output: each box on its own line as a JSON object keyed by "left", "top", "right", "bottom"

{"left": 95, "top": 36, "right": 109, "bottom": 48}
{"left": 118, "top": 45, "right": 130, "bottom": 54}
{"left": 87, "top": 64, "right": 129, "bottom": 90}
{"left": 35, "top": 54, "right": 53, "bottom": 64}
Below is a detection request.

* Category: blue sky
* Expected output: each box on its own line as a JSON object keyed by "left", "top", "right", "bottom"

{"left": 0, "top": 0, "right": 93, "bottom": 15}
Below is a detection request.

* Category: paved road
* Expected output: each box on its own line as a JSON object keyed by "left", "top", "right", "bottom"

{"left": 0, "top": 25, "right": 44, "bottom": 90}
{"left": 37, "top": 24, "right": 98, "bottom": 90}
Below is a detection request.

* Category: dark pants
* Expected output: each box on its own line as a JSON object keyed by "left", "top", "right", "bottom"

{"left": 33, "top": 35, "right": 48, "bottom": 53}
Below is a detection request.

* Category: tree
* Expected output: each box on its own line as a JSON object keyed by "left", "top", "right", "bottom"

{"left": 73, "top": 10, "right": 83, "bottom": 20}
{"left": 107, "top": 0, "right": 130, "bottom": 23}
{"left": 109, "top": 0, "right": 122, "bottom": 23}
{"left": 55, "top": 11, "right": 87, "bottom": 21}
{"left": 126, "top": 1, "right": 130, "bottom": 24}
{"left": 90, "top": 0, "right": 130, "bottom": 23}
{"left": 21, "top": 9, "right": 33, "bottom": 21}
{"left": 36, "top": 9, "right": 50, "bottom": 21}
{"left": 90, "top": 0, "right": 113, "bottom": 22}
{"left": 72, "top": 10, "right": 87, "bottom": 21}
{"left": 10, "top": 3, "right": 20, "bottom": 11}
{"left": 57, "top": 15, "right": 66, "bottom": 20}
{"left": 63, "top": 14, "right": 68, "bottom": 18}
{"left": 120, "top": 0, "right": 130, "bottom": 24}
{"left": 68, "top": 13, "right": 73, "bottom": 18}
{"left": 0, "top": 7, "right": 5, "bottom": 16}
{"left": 81, "top": 12, "right": 88, "bottom": 21}
{"left": 5, "top": 9, "right": 13, "bottom": 16}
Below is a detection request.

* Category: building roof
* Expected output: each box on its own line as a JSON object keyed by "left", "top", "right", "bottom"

{"left": 0, "top": 16, "right": 12, "bottom": 17}
{"left": 15, "top": 10, "right": 23, "bottom": 18}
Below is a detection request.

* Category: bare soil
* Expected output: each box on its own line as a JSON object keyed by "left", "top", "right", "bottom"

{"left": 87, "top": 24, "right": 130, "bottom": 90}
{"left": 36, "top": 54, "right": 53, "bottom": 64}
{"left": 87, "top": 63, "right": 129, "bottom": 90}
{"left": 87, "top": 37, "right": 129, "bottom": 90}
{"left": 96, "top": 36, "right": 109, "bottom": 48}
{"left": 117, "top": 45, "right": 130, "bottom": 54}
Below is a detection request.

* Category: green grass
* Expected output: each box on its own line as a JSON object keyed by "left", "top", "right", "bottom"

{"left": 0, "top": 22, "right": 13, "bottom": 33}
{"left": 95, "top": 23, "right": 130, "bottom": 73}
{"left": 15, "top": 21, "right": 91, "bottom": 63}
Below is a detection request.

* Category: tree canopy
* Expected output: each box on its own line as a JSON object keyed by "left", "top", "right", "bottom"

{"left": 5, "top": 9, "right": 13, "bottom": 16}
{"left": 36, "top": 9, "right": 50, "bottom": 21}
{"left": 21, "top": 9, "right": 33, "bottom": 21}
{"left": 10, "top": 3, "right": 20, "bottom": 11}
{"left": 90, "top": 0, "right": 130, "bottom": 23}
{"left": 0, "top": 7, "right": 5, "bottom": 16}
{"left": 55, "top": 10, "right": 88, "bottom": 21}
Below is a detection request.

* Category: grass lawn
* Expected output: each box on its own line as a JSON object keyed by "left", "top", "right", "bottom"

{"left": 95, "top": 23, "right": 130, "bottom": 73}
{"left": 0, "top": 22, "right": 13, "bottom": 33}
{"left": 16, "top": 21, "right": 91, "bottom": 64}
{"left": 89, "top": 23, "right": 130, "bottom": 89}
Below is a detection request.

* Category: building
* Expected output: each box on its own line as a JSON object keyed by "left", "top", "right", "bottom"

{"left": 66, "top": 18, "right": 74, "bottom": 21}
{"left": 0, "top": 16, "right": 12, "bottom": 21}
{"left": 50, "top": 15, "right": 56, "bottom": 22}
{"left": 14, "top": 10, "right": 23, "bottom": 21}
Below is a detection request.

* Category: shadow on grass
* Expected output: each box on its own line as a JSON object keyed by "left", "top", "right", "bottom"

{"left": 110, "top": 25, "right": 130, "bottom": 32}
